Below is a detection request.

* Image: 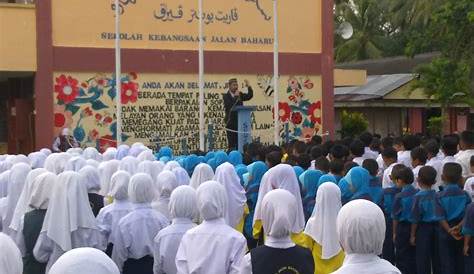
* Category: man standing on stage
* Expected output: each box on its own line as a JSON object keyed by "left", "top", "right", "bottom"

{"left": 223, "top": 78, "right": 253, "bottom": 151}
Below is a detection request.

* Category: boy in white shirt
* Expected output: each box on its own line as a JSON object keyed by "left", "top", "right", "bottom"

{"left": 410, "top": 146, "right": 428, "bottom": 189}
{"left": 398, "top": 135, "right": 421, "bottom": 167}
{"left": 456, "top": 131, "right": 474, "bottom": 179}
{"left": 424, "top": 140, "right": 443, "bottom": 190}
{"left": 463, "top": 156, "right": 474, "bottom": 200}
{"left": 441, "top": 135, "right": 459, "bottom": 167}
{"left": 382, "top": 147, "right": 399, "bottom": 188}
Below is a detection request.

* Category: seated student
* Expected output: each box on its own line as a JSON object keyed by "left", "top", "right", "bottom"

{"left": 112, "top": 173, "right": 169, "bottom": 274}
{"left": 96, "top": 171, "right": 132, "bottom": 256}
{"left": 332, "top": 200, "right": 401, "bottom": 274}
{"left": 392, "top": 166, "right": 418, "bottom": 274}
{"left": 410, "top": 166, "right": 446, "bottom": 274}
{"left": 381, "top": 164, "right": 404, "bottom": 264}
{"left": 382, "top": 147, "right": 399, "bottom": 188}
{"left": 345, "top": 166, "right": 372, "bottom": 202}
{"left": 299, "top": 170, "right": 324, "bottom": 221}
{"left": 456, "top": 130, "right": 474, "bottom": 179}
{"left": 49, "top": 248, "right": 119, "bottom": 274}
{"left": 398, "top": 135, "right": 421, "bottom": 168}
{"left": 153, "top": 186, "right": 198, "bottom": 274}
{"left": 363, "top": 159, "right": 383, "bottom": 207}
{"left": 437, "top": 162, "right": 472, "bottom": 274}
{"left": 176, "top": 181, "right": 247, "bottom": 274}
{"left": 350, "top": 140, "right": 366, "bottom": 166}
{"left": 441, "top": 136, "right": 459, "bottom": 168}
{"left": 410, "top": 146, "right": 428, "bottom": 188}
{"left": 239, "top": 190, "right": 315, "bottom": 274}
{"left": 0, "top": 232, "right": 23, "bottom": 274}
{"left": 303, "top": 183, "right": 345, "bottom": 274}
{"left": 424, "top": 140, "right": 443, "bottom": 190}
{"left": 463, "top": 202, "right": 474, "bottom": 273}
{"left": 463, "top": 156, "right": 474, "bottom": 200}
{"left": 329, "top": 159, "right": 345, "bottom": 183}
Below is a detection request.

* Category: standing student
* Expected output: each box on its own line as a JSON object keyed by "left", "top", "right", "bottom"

{"left": 437, "top": 162, "right": 471, "bottom": 274}
{"left": 441, "top": 136, "right": 459, "bottom": 168}
{"left": 462, "top": 203, "right": 474, "bottom": 273}
{"left": 96, "top": 171, "right": 132, "bottom": 256}
{"left": 392, "top": 166, "right": 418, "bottom": 274}
{"left": 424, "top": 140, "right": 443, "bottom": 190}
{"left": 0, "top": 232, "right": 23, "bottom": 274}
{"left": 411, "top": 146, "right": 428, "bottom": 188}
{"left": 304, "top": 183, "right": 344, "bottom": 274}
{"left": 410, "top": 166, "right": 445, "bottom": 274}
{"left": 350, "top": 140, "right": 366, "bottom": 166}
{"left": 382, "top": 147, "right": 399, "bottom": 188}
{"left": 329, "top": 159, "right": 344, "bottom": 183}
{"left": 238, "top": 189, "right": 314, "bottom": 274}
{"left": 332, "top": 200, "right": 401, "bottom": 274}
{"left": 189, "top": 163, "right": 214, "bottom": 190}
{"left": 153, "top": 186, "right": 198, "bottom": 274}
{"left": 456, "top": 131, "right": 474, "bottom": 179}
{"left": 48, "top": 248, "right": 119, "bottom": 274}
{"left": 299, "top": 170, "right": 324, "bottom": 221}
{"left": 345, "top": 166, "right": 372, "bottom": 201}
{"left": 112, "top": 173, "right": 169, "bottom": 274}
{"left": 363, "top": 159, "right": 384, "bottom": 207}
{"left": 78, "top": 166, "right": 104, "bottom": 216}
{"left": 176, "top": 181, "right": 247, "bottom": 274}
{"left": 398, "top": 135, "right": 420, "bottom": 168}
{"left": 152, "top": 170, "right": 179, "bottom": 221}
{"left": 463, "top": 156, "right": 474, "bottom": 200}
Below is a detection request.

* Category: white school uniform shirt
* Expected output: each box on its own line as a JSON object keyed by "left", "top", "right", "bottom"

{"left": 111, "top": 203, "right": 169, "bottom": 272}
{"left": 376, "top": 154, "right": 385, "bottom": 177}
{"left": 441, "top": 155, "right": 458, "bottom": 173}
{"left": 352, "top": 157, "right": 365, "bottom": 166}
{"left": 426, "top": 157, "right": 443, "bottom": 191}
{"left": 455, "top": 149, "right": 474, "bottom": 178}
{"left": 153, "top": 218, "right": 196, "bottom": 274}
{"left": 332, "top": 254, "right": 401, "bottom": 274}
{"left": 397, "top": 150, "right": 412, "bottom": 167}
{"left": 464, "top": 177, "right": 474, "bottom": 200}
{"left": 412, "top": 165, "right": 423, "bottom": 189}
{"left": 175, "top": 218, "right": 246, "bottom": 274}
{"left": 363, "top": 147, "right": 379, "bottom": 160}
{"left": 382, "top": 163, "right": 398, "bottom": 188}
{"left": 96, "top": 200, "right": 133, "bottom": 245}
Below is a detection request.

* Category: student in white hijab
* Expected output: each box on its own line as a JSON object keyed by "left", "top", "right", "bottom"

{"left": 129, "top": 143, "right": 147, "bottom": 157}
{"left": 112, "top": 173, "right": 169, "bottom": 274}
{"left": 153, "top": 185, "right": 198, "bottom": 274}
{"left": 8, "top": 154, "right": 30, "bottom": 165}
{"left": 44, "top": 153, "right": 71, "bottom": 175}
{"left": 163, "top": 160, "right": 180, "bottom": 171}
{"left": 152, "top": 170, "right": 179, "bottom": 220}
{"left": 214, "top": 162, "right": 247, "bottom": 231}
{"left": 9, "top": 168, "right": 48, "bottom": 239}
{"left": 86, "top": 159, "right": 100, "bottom": 168}
{"left": 0, "top": 232, "right": 23, "bottom": 274}
{"left": 0, "top": 160, "right": 12, "bottom": 174}
{"left": 116, "top": 144, "right": 130, "bottom": 160}
{"left": 33, "top": 171, "right": 105, "bottom": 273}
{"left": 176, "top": 181, "right": 247, "bottom": 274}
{"left": 16, "top": 172, "right": 57, "bottom": 274}
{"left": 303, "top": 182, "right": 344, "bottom": 274}
{"left": 173, "top": 166, "right": 191, "bottom": 186}
{"left": 137, "top": 160, "right": 160, "bottom": 183}
{"left": 0, "top": 170, "right": 11, "bottom": 198}
{"left": 28, "top": 152, "right": 47, "bottom": 169}
{"left": 40, "top": 148, "right": 52, "bottom": 156}
{"left": 2, "top": 163, "right": 31, "bottom": 236}
{"left": 64, "top": 156, "right": 87, "bottom": 172}
{"left": 137, "top": 149, "right": 155, "bottom": 162}
{"left": 96, "top": 171, "right": 133, "bottom": 256}
{"left": 190, "top": 163, "right": 214, "bottom": 189}
{"left": 66, "top": 147, "right": 83, "bottom": 156}
{"left": 49, "top": 248, "right": 119, "bottom": 274}
{"left": 83, "top": 147, "right": 103, "bottom": 162}
{"left": 119, "top": 156, "right": 139, "bottom": 175}
{"left": 238, "top": 189, "right": 314, "bottom": 274}
{"left": 78, "top": 166, "right": 104, "bottom": 216}
{"left": 98, "top": 160, "right": 120, "bottom": 204}
{"left": 332, "top": 200, "right": 401, "bottom": 274}
{"left": 102, "top": 147, "right": 118, "bottom": 161}
{"left": 253, "top": 164, "right": 305, "bottom": 243}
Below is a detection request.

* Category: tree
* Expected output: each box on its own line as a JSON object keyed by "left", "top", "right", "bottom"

{"left": 338, "top": 110, "right": 369, "bottom": 138}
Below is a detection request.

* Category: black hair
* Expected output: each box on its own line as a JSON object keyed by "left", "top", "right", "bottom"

{"left": 310, "top": 145, "right": 326, "bottom": 160}
{"left": 411, "top": 146, "right": 428, "bottom": 165}
{"left": 341, "top": 137, "right": 354, "bottom": 148}
{"left": 321, "top": 141, "right": 334, "bottom": 157}
{"left": 471, "top": 155, "right": 474, "bottom": 166}
{"left": 395, "top": 166, "right": 414, "bottom": 185}
{"left": 402, "top": 135, "right": 421, "bottom": 151}
{"left": 293, "top": 141, "right": 307, "bottom": 156}
{"left": 423, "top": 140, "right": 440, "bottom": 157}
{"left": 329, "top": 159, "right": 344, "bottom": 175}
{"left": 391, "top": 164, "right": 406, "bottom": 180}
{"left": 370, "top": 137, "right": 382, "bottom": 153}
{"left": 265, "top": 151, "right": 282, "bottom": 168}
{"left": 314, "top": 156, "right": 330, "bottom": 173}
{"left": 343, "top": 161, "right": 358, "bottom": 175}
{"left": 460, "top": 130, "right": 474, "bottom": 148}
{"left": 362, "top": 159, "right": 378, "bottom": 176}
{"left": 297, "top": 154, "right": 312, "bottom": 170}
{"left": 381, "top": 137, "right": 394, "bottom": 150}
{"left": 359, "top": 132, "right": 373, "bottom": 147}
{"left": 382, "top": 147, "right": 398, "bottom": 161}
{"left": 418, "top": 166, "right": 437, "bottom": 186}
{"left": 330, "top": 144, "right": 349, "bottom": 160}
{"left": 266, "top": 144, "right": 283, "bottom": 154}
{"left": 350, "top": 140, "right": 365, "bottom": 157}
{"left": 311, "top": 135, "right": 323, "bottom": 145}
{"left": 441, "top": 136, "right": 459, "bottom": 156}
{"left": 442, "top": 162, "right": 463, "bottom": 184}
{"left": 373, "top": 133, "right": 382, "bottom": 139}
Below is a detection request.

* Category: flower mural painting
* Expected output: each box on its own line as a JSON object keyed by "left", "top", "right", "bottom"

{"left": 272, "top": 102, "right": 291, "bottom": 122}
{"left": 308, "top": 101, "right": 322, "bottom": 125}
{"left": 53, "top": 105, "right": 74, "bottom": 136}
{"left": 55, "top": 75, "right": 80, "bottom": 104}
{"left": 121, "top": 81, "right": 139, "bottom": 104}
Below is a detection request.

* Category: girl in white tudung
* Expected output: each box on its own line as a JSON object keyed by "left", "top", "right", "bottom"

{"left": 173, "top": 166, "right": 191, "bottom": 186}
{"left": 138, "top": 160, "right": 161, "bottom": 184}
{"left": 28, "top": 152, "right": 47, "bottom": 169}
{"left": 189, "top": 163, "right": 214, "bottom": 190}
{"left": 64, "top": 156, "right": 87, "bottom": 172}
{"left": 78, "top": 166, "right": 104, "bottom": 216}
{"left": 102, "top": 147, "right": 117, "bottom": 161}
{"left": 119, "top": 156, "right": 140, "bottom": 175}
{"left": 152, "top": 170, "right": 179, "bottom": 220}
{"left": 98, "top": 159, "right": 120, "bottom": 204}
{"left": 33, "top": 171, "right": 106, "bottom": 273}
{"left": 238, "top": 189, "right": 314, "bottom": 274}
{"left": 49, "top": 248, "right": 119, "bottom": 274}
{"left": 175, "top": 180, "right": 247, "bottom": 274}
{"left": 153, "top": 185, "right": 198, "bottom": 274}
{"left": 0, "top": 232, "right": 23, "bottom": 274}
{"left": 112, "top": 173, "right": 169, "bottom": 274}
{"left": 332, "top": 199, "right": 401, "bottom": 274}
{"left": 96, "top": 170, "right": 133, "bottom": 256}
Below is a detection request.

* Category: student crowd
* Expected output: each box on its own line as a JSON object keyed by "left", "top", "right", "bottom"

{"left": 0, "top": 130, "right": 473, "bottom": 274}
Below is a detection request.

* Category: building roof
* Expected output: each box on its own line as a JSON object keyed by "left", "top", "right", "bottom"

{"left": 335, "top": 74, "right": 416, "bottom": 102}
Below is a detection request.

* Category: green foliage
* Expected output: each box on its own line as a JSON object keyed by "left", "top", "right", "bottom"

{"left": 427, "top": 116, "right": 443, "bottom": 136}
{"left": 338, "top": 110, "right": 369, "bottom": 138}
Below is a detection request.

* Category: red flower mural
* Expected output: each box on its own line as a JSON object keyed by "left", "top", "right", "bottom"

{"left": 273, "top": 102, "right": 291, "bottom": 122}
{"left": 121, "top": 82, "right": 139, "bottom": 104}
{"left": 54, "top": 75, "right": 79, "bottom": 104}
{"left": 291, "top": 112, "right": 303, "bottom": 125}
{"left": 53, "top": 105, "right": 73, "bottom": 136}
{"left": 88, "top": 129, "right": 99, "bottom": 141}
{"left": 304, "top": 79, "right": 314, "bottom": 89}
{"left": 308, "top": 101, "right": 322, "bottom": 124}
{"left": 98, "top": 135, "right": 117, "bottom": 153}
{"left": 82, "top": 107, "right": 93, "bottom": 117}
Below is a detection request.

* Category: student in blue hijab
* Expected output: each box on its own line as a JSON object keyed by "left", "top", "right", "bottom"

{"left": 204, "top": 152, "right": 215, "bottom": 162}
{"left": 159, "top": 156, "right": 170, "bottom": 163}
{"left": 183, "top": 154, "right": 200, "bottom": 176}
{"left": 207, "top": 158, "right": 217, "bottom": 171}
{"left": 157, "top": 146, "right": 173, "bottom": 159}
{"left": 338, "top": 178, "right": 352, "bottom": 205}
{"left": 317, "top": 174, "right": 337, "bottom": 188}
{"left": 235, "top": 165, "right": 248, "bottom": 187}
{"left": 299, "top": 169, "right": 324, "bottom": 221}
{"left": 228, "top": 151, "right": 244, "bottom": 167}
{"left": 345, "top": 166, "right": 372, "bottom": 201}
{"left": 214, "top": 151, "right": 229, "bottom": 168}
{"left": 243, "top": 161, "right": 268, "bottom": 248}
{"left": 293, "top": 166, "right": 305, "bottom": 178}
